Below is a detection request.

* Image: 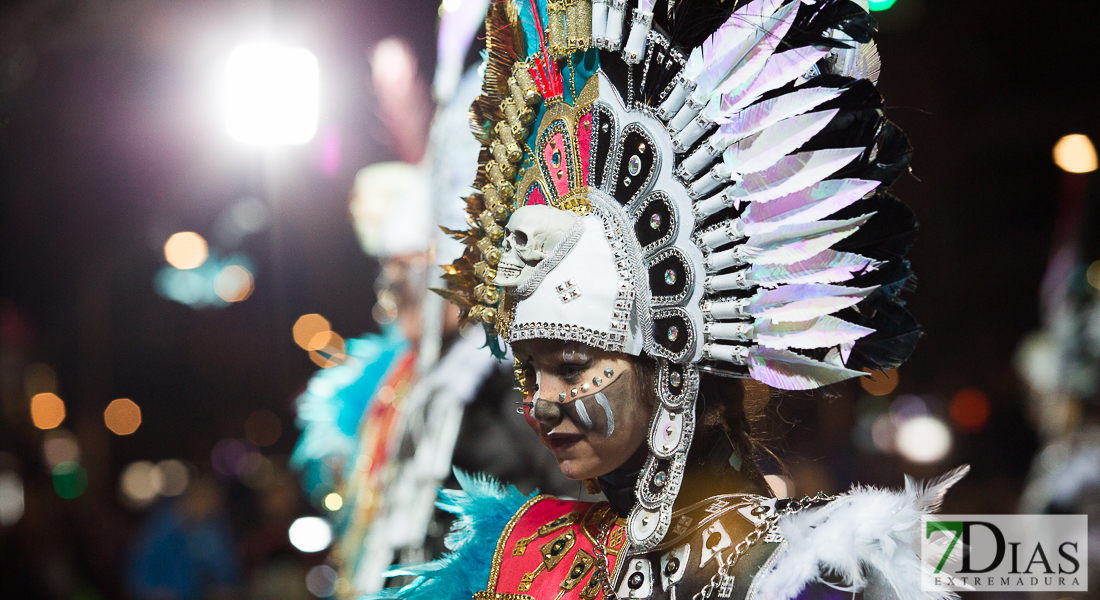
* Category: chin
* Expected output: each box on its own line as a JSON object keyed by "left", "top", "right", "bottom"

{"left": 557, "top": 459, "right": 596, "bottom": 481}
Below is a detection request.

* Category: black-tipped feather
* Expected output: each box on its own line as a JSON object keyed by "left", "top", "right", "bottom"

{"left": 831, "top": 192, "right": 918, "bottom": 261}
{"left": 842, "top": 299, "right": 920, "bottom": 370}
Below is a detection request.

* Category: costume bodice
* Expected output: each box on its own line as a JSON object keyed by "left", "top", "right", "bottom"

{"left": 476, "top": 494, "right": 833, "bottom": 600}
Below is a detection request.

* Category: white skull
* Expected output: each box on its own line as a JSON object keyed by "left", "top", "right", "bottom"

{"left": 494, "top": 205, "right": 577, "bottom": 288}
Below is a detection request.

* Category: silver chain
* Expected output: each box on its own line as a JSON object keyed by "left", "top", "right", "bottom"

{"left": 690, "top": 492, "right": 835, "bottom": 600}
{"left": 592, "top": 515, "right": 621, "bottom": 600}
{"left": 591, "top": 492, "right": 836, "bottom": 600}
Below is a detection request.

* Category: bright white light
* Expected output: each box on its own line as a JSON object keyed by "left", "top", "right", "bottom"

{"left": 1053, "top": 134, "right": 1098, "bottom": 174}
{"left": 896, "top": 416, "right": 952, "bottom": 464}
{"left": 289, "top": 516, "right": 333, "bottom": 553}
{"left": 158, "top": 460, "right": 190, "bottom": 497}
{"left": 223, "top": 44, "right": 319, "bottom": 146}
{"left": 0, "top": 471, "right": 24, "bottom": 526}
{"left": 120, "top": 461, "right": 165, "bottom": 507}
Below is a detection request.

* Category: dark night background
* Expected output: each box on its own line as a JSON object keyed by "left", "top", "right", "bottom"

{"left": 0, "top": 0, "right": 1097, "bottom": 598}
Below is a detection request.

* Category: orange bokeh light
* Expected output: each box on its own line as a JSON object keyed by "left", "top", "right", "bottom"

{"left": 293, "top": 314, "right": 331, "bottom": 350}
{"left": 104, "top": 398, "right": 142, "bottom": 435}
{"left": 950, "top": 387, "right": 991, "bottom": 432}
{"left": 861, "top": 368, "right": 899, "bottom": 396}
{"left": 163, "top": 232, "right": 209, "bottom": 270}
{"left": 30, "top": 393, "right": 66, "bottom": 430}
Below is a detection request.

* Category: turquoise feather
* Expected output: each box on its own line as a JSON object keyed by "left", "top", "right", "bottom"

{"left": 369, "top": 471, "right": 537, "bottom": 600}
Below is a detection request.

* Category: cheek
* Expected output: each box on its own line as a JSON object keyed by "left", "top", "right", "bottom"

{"left": 523, "top": 406, "right": 540, "bottom": 433}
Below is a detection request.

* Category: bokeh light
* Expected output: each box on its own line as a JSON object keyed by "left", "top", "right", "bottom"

{"left": 949, "top": 387, "right": 991, "bottom": 432}
{"left": 157, "top": 460, "right": 190, "bottom": 497}
{"left": 868, "top": 0, "right": 897, "bottom": 10}
{"left": 896, "top": 416, "right": 952, "bottom": 464}
{"left": 104, "top": 398, "right": 142, "bottom": 435}
{"left": 42, "top": 429, "right": 80, "bottom": 467}
{"left": 52, "top": 462, "right": 89, "bottom": 500}
{"left": 30, "top": 392, "right": 66, "bottom": 430}
{"left": 120, "top": 461, "right": 165, "bottom": 507}
{"left": 289, "top": 516, "right": 333, "bottom": 552}
{"left": 0, "top": 471, "right": 24, "bottom": 526}
{"left": 305, "top": 564, "right": 339, "bottom": 597}
{"left": 214, "top": 265, "right": 254, "bottom": 302}
{"left": 223, "top": 44, "right": 319, "bottom": 146}
{"left": 293, "top": 314, "right": 331, "bottom": 350}
{"left": 1053, "top": 134, "right": 1098, "bottom": 173}
{"left": 308, "top": 332, "right": 347, "bottom": 368}
{"left": 1087, "top": 261, "right": 1100, "bottom": 290}
{"left": 245, "top": 409, "right": 282, "bottom": 447}
{"left": 211, "top": 439, "right": 262, "bottom": 479}
{"left": 323, "top": 492, "right": 343, "bottom": 511}
{"left": 164, "top": 232, "right": 209, "bottom": 270}
{"left": 860, "top": 368, "right": 899, "bottom": 396}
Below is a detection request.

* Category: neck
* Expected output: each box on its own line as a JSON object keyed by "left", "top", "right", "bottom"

{"left": 598, "top": 435, "right": 770, "bottom": 517}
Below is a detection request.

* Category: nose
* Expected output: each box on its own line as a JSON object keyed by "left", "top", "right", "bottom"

{"left": 531, "top": 397, "right": 563, "bottom": 424}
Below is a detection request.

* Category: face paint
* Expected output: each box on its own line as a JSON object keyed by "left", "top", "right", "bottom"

{"left": 532, "top": 373, "right": 628, "bottom": 439}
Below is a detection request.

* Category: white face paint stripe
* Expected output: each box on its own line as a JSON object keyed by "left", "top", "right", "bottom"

{"left": 595, "top": 392, "right": 615, "bottom": 438}
{"left": 575, "top": 398, "right": 593, "bottom": 430}
{"left": 534, "top": 369, "right": 542, "bottom": 400}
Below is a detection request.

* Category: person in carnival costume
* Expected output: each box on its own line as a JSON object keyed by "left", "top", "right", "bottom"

{"left": 292, "top": 3, "right": 587, "bottom": 595}
{"left": 382, "top": 0, "right": 968, "bottom": 599}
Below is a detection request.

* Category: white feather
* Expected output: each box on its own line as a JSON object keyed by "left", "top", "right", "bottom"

{"left": 754, "top": 466, "right": 970, "bottom": 600}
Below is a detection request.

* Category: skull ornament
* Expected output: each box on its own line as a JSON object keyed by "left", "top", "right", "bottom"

{"left": 493, "top": 205, "right": 577, "bottom": 288}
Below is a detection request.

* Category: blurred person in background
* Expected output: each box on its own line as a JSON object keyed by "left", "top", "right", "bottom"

{"left": 126, "top": 475, "right": 241, "bottom": 600}
{"left": 290, "top": 2, "right": 583, "bottom": 597}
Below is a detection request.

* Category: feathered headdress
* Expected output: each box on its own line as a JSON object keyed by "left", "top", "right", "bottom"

{"left": 439, "top": 0, "right": 919, "bottom": 551}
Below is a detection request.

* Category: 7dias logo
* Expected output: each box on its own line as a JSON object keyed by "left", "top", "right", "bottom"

{"left": 922, "top": 515, "right": 1087, "bottom": 592}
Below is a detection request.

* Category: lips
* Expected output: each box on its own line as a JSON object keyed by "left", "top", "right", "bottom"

{"left": 546, "top": 433, "right": 583, "bottom": 451}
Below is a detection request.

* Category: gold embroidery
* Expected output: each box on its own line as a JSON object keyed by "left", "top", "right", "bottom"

{"left": 578, "top": 569, "right": 602, "bottom": 600}
{"left": 605, "top": 527, "right": 625, "bottom": 556}
{"left": 540, "top": 530, "right": 577, "bottom": 571}
{"left": 518, "top": 564, "right": 545, "bottom": 593}
{"left": 512, "top": 532, "right": 537, "bottom": 557}
{"left": 559, "top": 549, "right": 595, "bottom": 592}
{"left": 486, "top": 495, "right": 551, "bottom": 590}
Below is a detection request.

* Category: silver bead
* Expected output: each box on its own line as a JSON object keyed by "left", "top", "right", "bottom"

{"left": 593, "top": 376, "right": 603, "bottom": 386}
{"left": 604, "top": 368, "right": 614, "bottom": 377}
{"left": 559, "top": 392, "right": 566, "bottom": 401}
{"left": 581, "top": 383, "right": 590, "bottom": 393}
{"left": 571, "top": 388, "right": 578, "bottom": 397}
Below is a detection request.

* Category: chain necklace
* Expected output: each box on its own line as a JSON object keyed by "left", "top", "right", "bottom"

{"left": 590, "top": 492, "right": 836, "bottom": 600}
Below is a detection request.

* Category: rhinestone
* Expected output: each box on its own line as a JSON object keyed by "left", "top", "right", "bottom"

{"left": 623, "top": 176, "right": 632, "bottom": 187}
{"left": 571, "top": 388, "right": 578, "bottom": 397}
{"left": 593, "top": 376, "right": 603, "bottom": 386}
{"left": 664, "top": 269, "right": 677, "bottom": 285}
{"left": 667, "top": 326, "right": 679, "bottom": 341}
{"left": 641, "top": 516, "right": 650, "bottom": 526}
{"left": 655, "top": 471, "right": 668, "bottom": 487}
{"left": 627, "top": 155, "right": 641, "bottom": 176}
{"left": 669, "top": 372, "right": 682, "bottom": 387}
{"left": 601, "top": 123, "right": 609, "bottom": 132}
{"left": 649, "top": 213, "right": 661, "bottom": 229}
{"left": 559, "top": 392, "right": 567, "bottom": 401}
{"left": 605, "top": 368, "right": 615, "bottom": 377}
{"left": 664, "top": 558, "right": 680, "bottom": 576}
{"left": 665, "top": 424, "right": 674, "bottom": 435}
{"left": 581, "top": 383, "right": 590, "bottom": 392}
{"left": 663, "top": 442, "right": 670, "bottom": 451}
{"left": 628, "top": 572, "right": 645, "bottom": 589}
{"left": 638, "top": 142, "right": 647, "bottom": 153}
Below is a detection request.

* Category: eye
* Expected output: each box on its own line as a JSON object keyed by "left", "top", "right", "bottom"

{"left": 558, "top": 359, "right": 591, "bottom": 382}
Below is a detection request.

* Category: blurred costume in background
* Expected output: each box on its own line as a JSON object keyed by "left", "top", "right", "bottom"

{"left": 292, "top": 2, "right": 582, "bottom": 597}
{"left": 126, "top": 477, "right": 241, "bottom": 600}
{"left": 1015, "top": 142, "right": 1100, "bottom": 597}
{"left": 383, "top": 1, "right": 965, "bottom": 600}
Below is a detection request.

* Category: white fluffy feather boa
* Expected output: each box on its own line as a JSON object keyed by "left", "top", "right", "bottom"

{"left": 752, "top": 466, "right": 969, "bottom": 600}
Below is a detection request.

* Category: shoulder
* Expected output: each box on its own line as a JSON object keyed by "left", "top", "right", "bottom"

{"left": 370, "top": 471, "right": 539, "bottom": 600}
{"left": 752, "top": 467, "right": 969, "bottom": 600}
